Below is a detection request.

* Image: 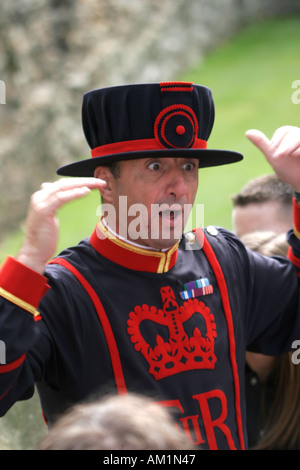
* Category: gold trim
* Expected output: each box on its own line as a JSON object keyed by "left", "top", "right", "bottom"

{"left": 0, "top": 287, "right": 40, "bottom": 317}
{"left": 98, "top": 220, "right": 178, "bottom": 273}
{"left": 163, "top": 243, "right": 178, "bottom": 272}
{"left": 294, "top": 225, "right": 300, "bottom": 240}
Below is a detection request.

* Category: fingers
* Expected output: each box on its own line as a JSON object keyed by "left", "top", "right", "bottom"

{"left": 245, "top": 129, "right": 270, "bottom": 156}
{"left": 18, "top": 177, "right": 107, "bottom": 273}
{"left": 246, "top": 126, "right": 300, "bottom": 162}
{"left": 269, "top": 126, "right": 300, "bottom": 159}
{"left": 33, "top": 177, "right": 107, "bottom": 213}
{"left": 40, "top": 177, "right": 106, "bottom": 192}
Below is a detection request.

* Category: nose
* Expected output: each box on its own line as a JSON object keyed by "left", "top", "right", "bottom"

{"left": 165, "top": 166, "right": 189, "bottom": 201}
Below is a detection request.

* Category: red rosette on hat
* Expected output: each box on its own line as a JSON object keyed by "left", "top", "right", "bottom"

{"left": 154, "top": 104, "right": 198, "bottom": 149}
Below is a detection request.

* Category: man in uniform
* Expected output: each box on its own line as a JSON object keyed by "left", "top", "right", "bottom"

{"left": 1, "top": 82, "right": 300, "bottom": 450}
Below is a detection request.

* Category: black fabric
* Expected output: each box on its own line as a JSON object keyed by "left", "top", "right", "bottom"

{"left": 56, "top": 83, "right": 243, "bottom": 176}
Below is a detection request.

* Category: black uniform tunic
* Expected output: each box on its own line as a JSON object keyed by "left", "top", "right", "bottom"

{"left": 1, "top": 215, "right": 300, "bottom": 450}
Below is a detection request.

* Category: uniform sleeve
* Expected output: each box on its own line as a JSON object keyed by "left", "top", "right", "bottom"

{"left": 0, "top": 256, "right": 50, "bottom": 415}
{"left": 240, "top": 198, "right": 300, "bottom": 354}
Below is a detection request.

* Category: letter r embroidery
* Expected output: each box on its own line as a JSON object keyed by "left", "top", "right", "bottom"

{"left": 193, "top": 390, "right": 236, "bottom": 450}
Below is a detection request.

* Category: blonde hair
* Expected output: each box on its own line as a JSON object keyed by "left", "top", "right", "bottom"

{"left": 240, "top": 231, "right": 288, "bottom": 258}
{"left": 38, "top": 393, "right": 195, "bottom": 450}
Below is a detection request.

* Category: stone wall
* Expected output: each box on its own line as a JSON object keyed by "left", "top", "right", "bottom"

{"left": 0, "top": 0, "right": 300, "bottom": 236}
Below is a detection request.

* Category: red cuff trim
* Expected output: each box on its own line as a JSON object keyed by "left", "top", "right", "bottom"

{"left": 0, "top": 256, "right": 50, "bottom": 308}
{"left": 0, "top": 353, "right": 26, "bottom": 374}
{"left": 293, "top": 197, "right": 300, "bottom": 238}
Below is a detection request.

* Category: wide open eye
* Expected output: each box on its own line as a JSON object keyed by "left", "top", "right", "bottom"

{"left": 183, "top": 162, "right": 196, "bottom": 171}
{"left": 148, "top": 161, "right": 162, "bottom": 171}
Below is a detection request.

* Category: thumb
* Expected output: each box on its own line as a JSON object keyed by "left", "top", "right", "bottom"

{"left": 245, "top": 129, "right": 271, "bottom": 157}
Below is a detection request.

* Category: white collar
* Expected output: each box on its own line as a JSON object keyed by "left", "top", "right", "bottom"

{"left": 102, "top": 218, "right": 170, "bottom": 252}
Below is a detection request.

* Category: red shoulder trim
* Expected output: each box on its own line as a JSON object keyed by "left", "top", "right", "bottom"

{"left": 48, "top": 258, "right": 127, "bottom": 394}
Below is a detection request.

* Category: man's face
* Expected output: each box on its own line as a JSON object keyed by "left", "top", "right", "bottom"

{"left": 99, "top": 157, "right": 199, "bottom": 250}
{"left": 232, "top": 200, "right": 293, "bottom": 238}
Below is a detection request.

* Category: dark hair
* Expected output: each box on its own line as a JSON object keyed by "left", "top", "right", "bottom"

{"left": 107, "top": 161, "right": 120, "bottom": 179}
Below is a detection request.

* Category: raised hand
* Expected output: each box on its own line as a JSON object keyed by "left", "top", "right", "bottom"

{"left": 17, "top": 177, "right": 107, "bottom": 274}
{"left": 246, "top": 126, "right": 300, "bottom": 192}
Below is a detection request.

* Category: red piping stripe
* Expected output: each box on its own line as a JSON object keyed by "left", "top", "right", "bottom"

{"left": 197, "top": 229, "right": 245, "bottom": 450}
{"left": 161, "top": 86, "right": 193, "bottom": 92}
{"left": 91, "top": 137, "right": 207, "bottom": 158}
{"left": 0, "top": 353, "right": 26, "bottom": 374}
{"left": 48, "top": 258, "right": 127, "bottom": 394}
{"left": 0, "top": 385, "right": 12, "bottom": 400}
{"left": 160, "top": 81, "right": 193, "bottom": 92}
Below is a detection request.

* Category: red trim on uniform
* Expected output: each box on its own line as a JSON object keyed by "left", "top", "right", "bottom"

{"left": 157, "top": 398, "right": 184, "bottom": 413}
{"left": 196, "top": 229, "right": 245, "bottom": 450}
{"left": 293, "top": 197, "right": 300, "bottom": 235}
{"left": 0, "top": 385, "right": 12, "bottom": 401}
{"left": 90, "top": 224, "right": 178, "bottom": 273}
{"left": 0, "top": 256, "right": 50, "bottom": 308}
{"left": 288, "top": 246, "right": 300, "bottom": 268}
{"left": 91, "top": 137, "right": 207, "bottom": 158}
{"left": 41, "top": 409, "right": 48, "bottom": 426}
{"left": 0, "top": 353, "right": 26, "bottom": 374}
{"left": 48, "top": 258, "right": 127, "bottom": 395}
{"left": 160, "top": 81, "right": 193, "bottom": 92}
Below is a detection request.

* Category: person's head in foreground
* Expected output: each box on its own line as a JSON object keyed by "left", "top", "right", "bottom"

{"left": 38, "top": 392, "right": 195, "bottom": 450}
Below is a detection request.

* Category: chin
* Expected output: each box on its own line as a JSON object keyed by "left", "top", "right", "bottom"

{"left": 147, "top": 236, "right": 181, "bottom": 251}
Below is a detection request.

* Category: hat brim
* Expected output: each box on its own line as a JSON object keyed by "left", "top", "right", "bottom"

{"left": 56, "top": 149, "right": 243, "bottom": 177}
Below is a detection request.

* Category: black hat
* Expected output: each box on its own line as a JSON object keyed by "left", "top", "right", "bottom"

{"left": 57, "top": 81, "right": 243, "bottom": 176}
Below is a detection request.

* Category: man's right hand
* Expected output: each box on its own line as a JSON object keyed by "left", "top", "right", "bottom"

{"left": 17, "top": 177, "right": 107, "bottom": 274}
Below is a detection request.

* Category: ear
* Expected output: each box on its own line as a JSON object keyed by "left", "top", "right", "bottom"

{"left": 94, "top": 166, "right": 114, "bottom": 203}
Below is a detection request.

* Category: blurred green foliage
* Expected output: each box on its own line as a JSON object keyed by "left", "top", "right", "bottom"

{"left": 183, "top": 17, "right": 300, "bottom": 229}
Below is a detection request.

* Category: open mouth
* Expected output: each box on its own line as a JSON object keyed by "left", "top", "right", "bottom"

{"left": 159, "top": 209, "right": 181, "bottom": 219}
{"left": 158, "top": 205, "right": 184, "bottom": 229}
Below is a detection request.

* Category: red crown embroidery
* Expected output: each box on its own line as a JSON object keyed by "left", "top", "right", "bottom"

{"left": 127, "top": 286, "right": 217, "bottom": 380}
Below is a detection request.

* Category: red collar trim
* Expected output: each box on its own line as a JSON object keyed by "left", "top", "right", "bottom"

{"left": 90, "top": 220, "right": 178, "bottom": 273}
